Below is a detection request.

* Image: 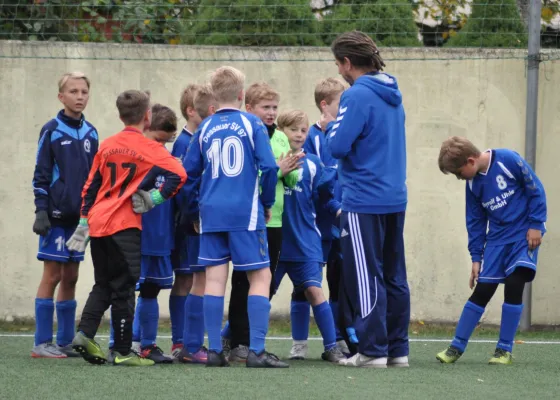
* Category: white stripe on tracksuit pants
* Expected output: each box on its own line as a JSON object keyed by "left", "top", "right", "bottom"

{"left": 340, "top": 211, "right": 411, "bottom": 358}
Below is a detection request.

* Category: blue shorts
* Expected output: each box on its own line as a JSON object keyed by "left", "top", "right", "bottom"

{"left": 275, "top": 261, "right": 323, "bottom": 292}
{"left": 198, "top": 230, "right": 269, "bottom": 271}
{"left": 136, "top": 255, "right": 174, "bottom": 289}
{"left": 321, "top": 240, "right": 332, "bottom": 264}
{"left": 479, "top": 239, "right": 539, "bottom": 284}
{"left": 37, "top": 226, "right": 84, "bottom": 263}
{"left": 172, "top": 235, "right": 204, "bottom": 274}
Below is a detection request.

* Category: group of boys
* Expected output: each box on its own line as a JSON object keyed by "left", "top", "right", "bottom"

{"left": 31, "top": 30, "right": 547, "bottom": 369}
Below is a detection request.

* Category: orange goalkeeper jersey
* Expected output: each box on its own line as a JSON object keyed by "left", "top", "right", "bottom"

{"left": 80, "top": 126, "right": 187, "bottom": 237}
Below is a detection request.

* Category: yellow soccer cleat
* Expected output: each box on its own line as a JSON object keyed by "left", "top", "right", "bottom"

{"left": 488, "top": 348, "right": 513, "bottom": 365}
{"left": 436, "top": 346, "right": 463, "bottom": 364}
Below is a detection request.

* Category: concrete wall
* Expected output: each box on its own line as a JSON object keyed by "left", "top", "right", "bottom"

{"left": 1, "top": 42, "right": 559, "bottom": 325}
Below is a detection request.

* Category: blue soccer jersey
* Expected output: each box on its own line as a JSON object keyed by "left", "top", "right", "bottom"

{"left": 183, "top": 109, "right": 279, "bottom": 233}
{"left": 172, "top": 126, "right": 193, "bottom": 162}
{"left": 279, "top": 153, "right": 325, "bottom": 263}
{"left": 466, "top": 149, "right": 547, "bottom": 263}
{"left": 141, "top": 174, "right": 175, "bottom": 256}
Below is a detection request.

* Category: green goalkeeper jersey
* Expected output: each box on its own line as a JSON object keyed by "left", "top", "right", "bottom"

{"left": 268, "top": 129, "right": 298, "bottom": 228}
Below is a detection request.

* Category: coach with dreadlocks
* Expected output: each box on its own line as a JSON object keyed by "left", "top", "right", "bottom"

{"left": 324, "top": 31, "right": 410, "bottom": 368}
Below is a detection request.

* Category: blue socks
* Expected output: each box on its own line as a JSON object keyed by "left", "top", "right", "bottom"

{"left": 329, "top": 300, "right": 343, "bottom": 341}
{"left": 184, "top": 294, "right": 205, "bottom": 353}
{"left": 138, "top": 298, "right": 159, "bottom": 348}
{"left": 35, "top": 298, "right": 54, "bottom": 346}
{"left": 132, "top": 299, "right": 141, "bottom": 343}
{"left": 221, "top": 320, "right": 231, "bottom": 339}
{"left": 204, "top": 295, "right": 225, "bottom": 353}
{"left": 497, "top": 303, "right": 524, "bottom": 353}
{"left": 169, "top": 295, "right": 187, "bottom": 345}
{"left": 290, "top": 300, "right": 310, "bottom": 341}
{"left": 451, "top": 301, "right": 485, "bottom": 353}
{"left": 55, "top": 299, "right": 76, "bottom": 347}
{"left": 313, "top": 301, "right": 337, "bottom": 351}
{"left": 248, "top": 295, "right": 270, "bottom": 354}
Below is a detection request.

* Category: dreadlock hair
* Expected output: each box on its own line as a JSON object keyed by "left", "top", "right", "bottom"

{"left": 331, "top": 30, "right": 385, "bottom": 72}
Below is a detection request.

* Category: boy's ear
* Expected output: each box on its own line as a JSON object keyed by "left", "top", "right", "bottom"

{"left": 319, "top": 100, "right": 327, "bottom": 112}
{"left": 209, "top": 104, "right": 216, "bottom": 115}
{"left": 238, "top": 89, "right": 245, "bottom": 102}
{"left": 245, "top": 103, "right": 253, "bottom": 112}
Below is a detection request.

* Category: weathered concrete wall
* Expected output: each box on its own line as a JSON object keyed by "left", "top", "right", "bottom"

{"left": 0, "top": 42, "right": 558, "bottom": 325}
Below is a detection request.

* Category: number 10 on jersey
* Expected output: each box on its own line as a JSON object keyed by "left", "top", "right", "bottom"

{"left": 206, "top": 137, "right": 244, "bottom": 179}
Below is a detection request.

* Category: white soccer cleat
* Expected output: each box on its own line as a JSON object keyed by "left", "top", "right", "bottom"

{"left": 388, "top": 356, "right": 409, "bottom": 368}
{"left": 339, "top": 353, "right": 387, "bottom": 368}
{"left": 289, "top": 340, "right": 308, "bottom": 360}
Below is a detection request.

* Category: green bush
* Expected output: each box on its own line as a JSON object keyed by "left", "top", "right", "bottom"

{"left": 321, "top": 0, "right": 421, "bottom": 47}
{"left": 182, "top": 0, "right": 321, "bottom": 46}
{"left": 445, "top": 0, "right": 527, "bottom": 48}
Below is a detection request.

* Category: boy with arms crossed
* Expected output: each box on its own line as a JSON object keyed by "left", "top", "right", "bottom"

{"left": 68, "top": 90, "right": 187, "bottom": 366}
{"left": 184, "top": 67, "right": 288, "bottom": 368}
{"left": 32, "top": 72, "right": 98, "bottom": 358}
{"left": 437, "top": 136, "right": 546, "bottom": 365}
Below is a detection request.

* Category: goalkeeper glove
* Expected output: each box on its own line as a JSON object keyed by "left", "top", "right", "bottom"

{"left": 346, "top": 327, "right": 359, "bottom": 344}
{"left": 33, "top": 210, "right": 51, "bottom": 236}
{"left": 66, "top": 218, "right": 90, "bottom": 252}
{"left": 132, "top": 189, "right": 165, "bottom": 214}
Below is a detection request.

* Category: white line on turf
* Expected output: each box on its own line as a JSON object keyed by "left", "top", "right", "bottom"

{"left": 1, "top": 334, "right": 560, "bottom": 344}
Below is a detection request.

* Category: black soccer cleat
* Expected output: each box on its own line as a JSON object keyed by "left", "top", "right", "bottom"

{"left": 140, "top": 345, "right": 174, "bottom": 364}
{"left": 246, "top": 350, "right": 289, "bottom": 368}
{"left": 206, "top": 350, "right": 230, "bottom": 367}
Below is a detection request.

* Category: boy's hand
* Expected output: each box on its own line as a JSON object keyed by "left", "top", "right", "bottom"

{"left": 319, "top": 111, "right": 335, "bottom": 132}
{"left": 193, "top": 220, "right": 200, "bottom": 234}
{"left": 469, "top": 262, "right": 481, "bottom": 290}
{"left": 277, "top": 152, "right": 303, "bottom": 177}
{"left": 264, "top": 208, "right": 272, "bottom": 223}
{"left": 33, "top": 210, "right": 51, "bottom": 236}
{"left": 527, "top": 228, "right": 542, "bottom": 250}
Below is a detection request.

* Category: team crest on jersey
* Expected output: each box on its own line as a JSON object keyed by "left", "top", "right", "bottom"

{"left": 155, "top": 175, "right": 165, "bottom": 189}
{"left": 84, "top": 139, "right": 91, "bottom": 153}
{"left": 297, "top": 168, "right": 303, "bottom": 182}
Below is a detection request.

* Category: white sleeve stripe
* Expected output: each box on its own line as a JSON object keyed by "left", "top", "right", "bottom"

{"left": 497, "top": 161, "right": 515, "bottom": 179}
{"left": 240, "top": 114, "right": 254, "bottom": 149}
{"left": 336, "top": 115, "right": 343, "bottom": 121}
{"left": 306, "top": 159, "right": 317, "bottom": 192}
{"left": 332, "top": 123, "right": 340, "bottom": 130}
{"left": 329, "top": 131, "right": 336, "bottom": 138}
{"left": 199, "top": 119, "right": 212, "bottom": 150}
{"left": 339, "top": 106, "right": 347, "bottom": 114}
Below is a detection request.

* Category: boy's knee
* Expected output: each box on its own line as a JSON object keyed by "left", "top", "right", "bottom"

{"left": 304, "top": 286, "right": 325, "bottom": 306}
{"left": 139, "top": 282, "right": 161, "bottom": 299}
{"left": 291, "top": 289, "right": 307, "bottom": 303}
{"left": 468, "top": 282, "right": 498, "bottom": 308}
{"left": 42, "top": 264, "right": 62, "bottom": 287}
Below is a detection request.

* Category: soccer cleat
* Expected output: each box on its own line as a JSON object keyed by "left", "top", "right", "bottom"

{"left": 171, "top": 343, "right": 184, "bottom": 359}
{"left": 140, "top": 345, "right": 174, "bottom": 364}
{"left": 336, "top": 340, "right": 350, "bottom": 356}
{"left": 488, "top": 348, "right": 513, "bottom": 365}
{"left": 131, "top": 341, "right": 141, "bottom": 353}
{"left": 321, "top": 346, "right": 346, "bottom": 363}
{"left": 229, "top": 345, "right": 249, "bottom": 362}
{"left": 72, "top": 332, "right": 107, "bottom": 365}
{"left": 289, "top": 341, "right": 308, "bottom": 360}
{"left": 112, "top": 351, "right": 155, "bottom": 366}
{"left": 436, "top": 346, "right": 463, "bottom": 364}
{"left": 31, "top": 343, "right": 68, "bottom": 359}
{"left": 221, "top": 337, "right": 231, "bottom": 359}
{"left": 57, "top": 344, "right": 80, "bottom": 357}
{"left": 177, "top": 346, "right": 208, "bottom": 364}
{"left": 388, "top": 356, "right": 409, "bottom": 368}
{"left": 339, "top": 353, "right": 387, "bottom": 368}
{"left": 206, "top": 350, "right": 230, "bottom": 367}
{"left": 246, "top": 350, "right": 289, "bottom": 368}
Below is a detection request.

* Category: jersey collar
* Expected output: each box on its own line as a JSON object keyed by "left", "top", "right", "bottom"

{"left": 123, "top": 126, "right": 143, "bottom": 134}
{"left": 479, "top": 149, "right": 493, "bottom": 176}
